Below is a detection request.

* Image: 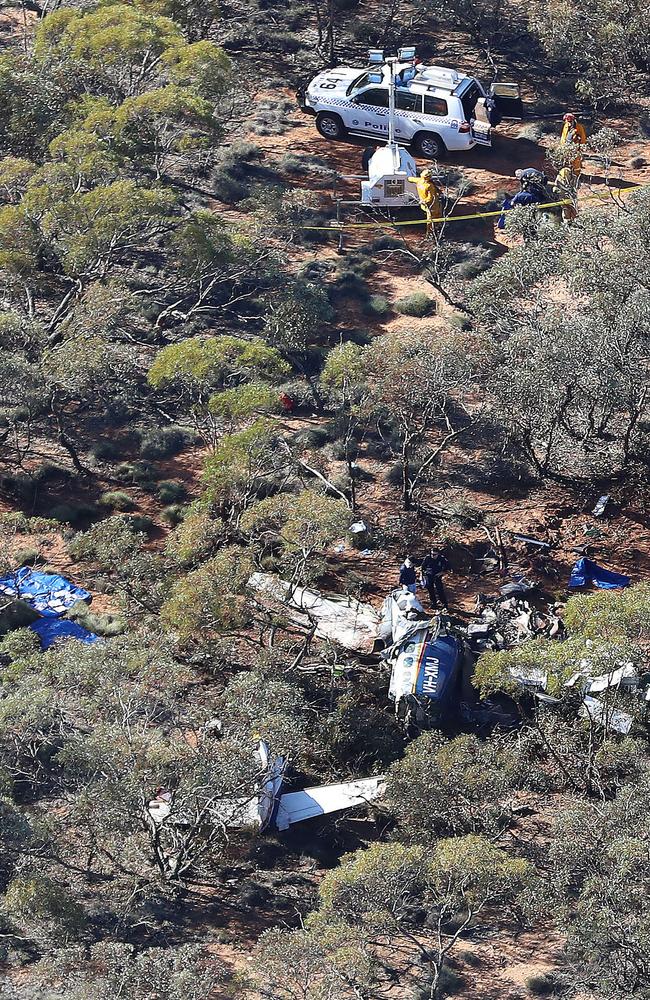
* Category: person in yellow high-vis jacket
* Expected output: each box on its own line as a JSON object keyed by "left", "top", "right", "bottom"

{"left": 408, "top": 168, "right": 442, "bottom": 234}
{"left": 560, "top": 113, "right": 587, "bottom": 176}
{"left": 552, "top": 167, "right": 578, "bottom": 223}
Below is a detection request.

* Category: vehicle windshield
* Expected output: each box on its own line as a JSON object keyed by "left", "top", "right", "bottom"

{"left": 347, "top": 71, "right": 381, "bottom": 96}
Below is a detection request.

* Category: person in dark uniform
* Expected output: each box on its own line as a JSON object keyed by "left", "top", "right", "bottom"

{"left": 420, "top": 547, "right": 450, "bottom": 608}
{"left": 398, "top": 556, "right": 417, "bottom": 594}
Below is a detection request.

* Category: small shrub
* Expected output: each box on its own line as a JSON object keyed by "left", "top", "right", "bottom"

{"left": 448, "top": 311, "right": 472, "bottom": 331}
{"left": 370, "top": 235, "right": 401, "bottom": 251}
{"left": 13, "top": 546, "right": 41, "bottom": 567}
{"left": 295, "top": 426, "right": 331, "bottom": 449}
{"left": 344, "top": 327, "right": 373, "bottom": 345}
{"left": 394, "top": 292, "right": 435, "bottom": 317}
{"left": 333, "top": 271, "right": 369, "bottom": 299}
{"left": 631, "top": 155, "right": 647, "bottom": 168}
{"left": 365, "top": 294, "right": 390, "bottom": 316}
{"left": 0, "top": 513, "right": 57, "bottom": 533}
{"left": 0, "top": 474, "right": 35, "bottom": 502}
{"left": 157, "top": 480, "right": 187, "bottom": 504}
{"left": 90, "top": 439, "right": 121, "bottom": 461}
{"left": 66, "top": 603, "right": 126, "bottom": 637}
{"left": 139, "top": 426, "right": 192, "bottom": 460}
{"left": 99, "top": 491, "right": 136, "bottom": 512}
{"left": 329, "top": 439, "right": 359, "bottom": 461}
{"left": 436, "top": 965, "right": 467, "bottom": 996}
{"left": 161, "top": 504, "right": 185, "bottom": 526}
{"left": 526, "top": 973, "right": 557, "bottom": 996}
{"left": 266, "top": 31, "right": 301, "bottom": 52}
{"left": 520, "top": 123, "right": 544, "bottom": 141}
{"left": 115, "top": 461, "right": 159, "bottom": 487}
{"left": 0, "top": 628, "right": 40, "bottom": 661}
{"left": 365, "top": 438, "right": 392, "bottom": 460}
{"left": 386, "top": 462, "right": 418, "bottom": 486}
{"left": 49, "top": 503, "right": 98, "bottom": 526}
{"left": 338, "top": 251, "right": 376, "bottom": 278}
{"left": 33, "top": 463, "right": 71, "bottom": 484}
{"left": 128, "top": 515, "right": 155, "bottom": 535}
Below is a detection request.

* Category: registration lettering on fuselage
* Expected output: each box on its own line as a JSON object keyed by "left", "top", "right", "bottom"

{"left": 420, "top": 653, "right": 440, "bottom": 695}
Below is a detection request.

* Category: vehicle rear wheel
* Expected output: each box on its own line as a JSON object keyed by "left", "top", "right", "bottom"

{"left": 316, "top": 112, "right": 347, "bottom": 141}
{"left": 413, "top": 132, "right": 446, "bottom": 160}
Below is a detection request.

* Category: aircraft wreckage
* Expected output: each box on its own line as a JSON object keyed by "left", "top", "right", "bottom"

{"left": 151, "top": 574, "right": 646, "bottom": 843}
{"left": 249, "top": 572, "right": 649, "bottom": 736}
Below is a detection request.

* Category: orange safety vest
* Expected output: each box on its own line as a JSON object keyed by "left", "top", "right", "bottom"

{"left": 561, "top": 121, "right": 587, "bottom": 146}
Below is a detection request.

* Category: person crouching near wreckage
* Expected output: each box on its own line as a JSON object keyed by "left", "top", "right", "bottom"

{"left": 498, "top": 168, "right": 550, "bottom": 229}
{"left": 499, "top": 167, "right": 576, "bottom": 229}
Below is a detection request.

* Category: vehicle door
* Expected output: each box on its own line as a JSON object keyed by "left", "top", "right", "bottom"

{"left": 489, "top": 82, "right": 524, "bottom": 119}
{"left": 456, "top": 81, "right": 492, "bottom": 145}
{"left": 349, "top": 87, "right": 389, "bottom": 135}
{"left": 394, "top": 88, "right": 422, "bottom": 140}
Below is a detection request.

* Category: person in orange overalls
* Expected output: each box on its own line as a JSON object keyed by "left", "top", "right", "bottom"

{"left": 408, "top": 168, "right": 442, "bottom": 234}
{"left": 560, "top": 113, "right": 587, "bottom": 176}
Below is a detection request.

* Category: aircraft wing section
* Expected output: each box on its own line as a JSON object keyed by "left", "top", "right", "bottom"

{"left": 275, "top": 776, "right": 385, "bottom": 831}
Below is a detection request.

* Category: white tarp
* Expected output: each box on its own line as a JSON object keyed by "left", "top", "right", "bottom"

{"left": 275, "top": 776, "right": 386, "bottom": 831}
{"left": 248, "top": 573, "right": 380, "bottom": 653}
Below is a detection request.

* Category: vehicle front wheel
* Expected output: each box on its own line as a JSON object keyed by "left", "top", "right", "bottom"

{"left": 316, "top": 112, "right": 347, "bottom": 141}
{"left": 413, "top": 132, "right": 446, "bottom": 160}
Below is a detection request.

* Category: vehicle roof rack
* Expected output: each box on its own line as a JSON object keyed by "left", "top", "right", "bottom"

{"left": 417, "top": 65, "right": 461, "bottom": 89}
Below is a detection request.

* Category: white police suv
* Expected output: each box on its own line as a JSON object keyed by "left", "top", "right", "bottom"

{"left": 301, "top": 59, "right": 502, "bottom": 159}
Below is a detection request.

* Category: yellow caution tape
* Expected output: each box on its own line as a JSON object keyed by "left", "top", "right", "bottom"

{"left": 299, "top": 180, "right": 646, "bottom": 232}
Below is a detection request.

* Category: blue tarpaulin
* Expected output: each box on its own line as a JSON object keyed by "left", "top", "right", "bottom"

{"left": 29, "top": 618, "right": 100, "bottom": 650}
{"left": 568, "top": 557, "right": 630, "bottom": 590}
{"left": 0, "top": 567, "right": 91, "bottom": 617}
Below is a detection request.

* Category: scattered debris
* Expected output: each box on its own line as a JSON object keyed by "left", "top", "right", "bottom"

{"left": 0, "top": 567, "right": 91, "bottom": 616}
{"left": 500, "top": 574, "right": 538, "bottom": 597}
{"left": 248, "top": 573, "right": 381, "bottom": 653}
{"left": 592, "top": 494, "right": 610, "bottom": 517}
{"left": 510, "top": 533, "right": 552, "bottom": 549}
{"left": 30, "top": 618, "right": 100, "bottom": 650}
{"left": 349, "top": 520, "right": 368, "bottom": 534}
{"left": 568, "top": 557, "right": 630, "bottom": 589}
{"left": 466, "top": 593, "right": 563, "bottom": 654}
{"left": 580, "top": 695, "right": 634, "bottom": 735}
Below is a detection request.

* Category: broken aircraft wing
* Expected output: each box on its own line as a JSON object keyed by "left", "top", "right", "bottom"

{"left": 275, "top": 776, "right": 386, "bottom": 831}
{"left": 248, "top": 572, "right": 381, "bottom": 653}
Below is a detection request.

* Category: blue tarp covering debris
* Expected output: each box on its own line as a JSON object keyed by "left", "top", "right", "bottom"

{"left": 0, "top": 567, "right": 91, "bottom": 616}
{"left": 30, "top": 618, "right": 100, "bottom": 650}
{"left": 0, "top": 567, "right": 98, "bottom": 649}
{"left": 568, "top": 557, "right": 630, "bottom": 590}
